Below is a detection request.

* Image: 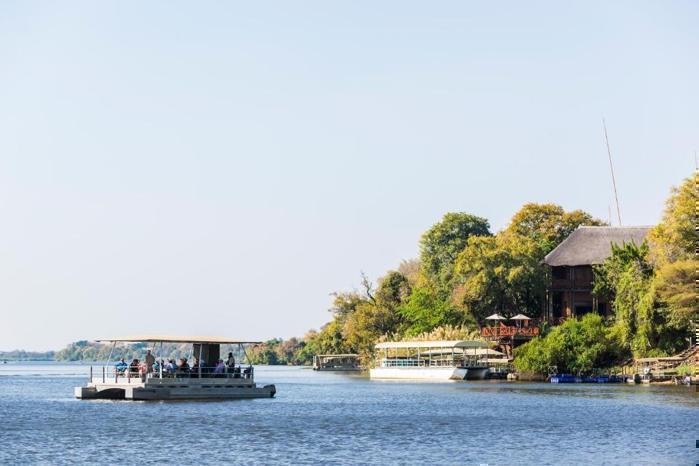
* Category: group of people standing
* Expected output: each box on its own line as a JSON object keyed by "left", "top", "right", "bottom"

{"left": 114, "top": 350, "right": 243, "bottom": 379}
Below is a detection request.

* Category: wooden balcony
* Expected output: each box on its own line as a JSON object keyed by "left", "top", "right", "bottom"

{"left": 481, "top": 323, "right": 540, "bottom": 339}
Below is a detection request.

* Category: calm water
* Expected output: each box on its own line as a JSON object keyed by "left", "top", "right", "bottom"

{"left": 0, "top": 363, "right": 697, "bottom": 465}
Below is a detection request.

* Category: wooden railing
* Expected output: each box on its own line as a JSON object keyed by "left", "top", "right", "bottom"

{"left": 481, "top": 324, "right": 540, "bottom": 338}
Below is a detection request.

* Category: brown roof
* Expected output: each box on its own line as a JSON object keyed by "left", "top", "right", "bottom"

{"left": 543, "top": 226, "right": 652, "bottom": 267}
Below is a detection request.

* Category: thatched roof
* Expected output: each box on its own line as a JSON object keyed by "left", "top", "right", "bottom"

{"left": 543, "top": 226, "right": 652, "bottom": 267}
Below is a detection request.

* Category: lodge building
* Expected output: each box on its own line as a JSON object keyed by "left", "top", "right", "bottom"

{"left": 543, "top": 226, "right": 651, "bottom": 322}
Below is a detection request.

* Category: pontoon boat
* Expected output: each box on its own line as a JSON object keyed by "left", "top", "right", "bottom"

{"left": 74, "top": 335, "right": 276, "bottom": 400}
{"left": 369, "top": 340, "right": 490, "bottom": 381}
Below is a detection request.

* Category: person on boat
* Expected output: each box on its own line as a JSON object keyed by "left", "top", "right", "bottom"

{"left": 214, "top": 359, "right": 225, "bottom": 377}
{"left": 166, "top": 359, "right": 177, "bottom": 374}
{"left": 176, "top": 358, "right": 190, "bottom": 376}
{"left": 191, "top": 357, "right": 206, "bottom": 377}
{"left": 226, "top": 352, "right": 235, "bottom": 371}
{"left": 129, "top": 359, "right": 140, "bottom": 376}
{"left": 114, "top": 358, "right": 127, "bottom": 375}
{"left": 145, "top": 349, "right": 155, "bottom": 374}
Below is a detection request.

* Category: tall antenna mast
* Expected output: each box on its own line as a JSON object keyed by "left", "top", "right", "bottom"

{"left": 603, "top": 118, "right": 622, "bottom": 226}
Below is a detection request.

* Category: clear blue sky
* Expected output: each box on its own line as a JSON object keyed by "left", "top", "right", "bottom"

{"left": 0, "top": 1, "right": 696, "bottom": 350}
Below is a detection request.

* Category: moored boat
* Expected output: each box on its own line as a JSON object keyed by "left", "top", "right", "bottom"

{"left": 75, "top": 335, "right": 276, "bottom": 401}
{"left": 369, "top": 340, "right": 490, "bottom": 381}
{"left": 312, "top": 354, "right": 362, "bottom": 371}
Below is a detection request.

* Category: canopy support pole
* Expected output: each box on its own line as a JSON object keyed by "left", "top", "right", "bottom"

{"left": 198, "top": 344, "right": 203, "bottom": 378}
{"left": 106, "top": 341, "right": 116, "bottom": 364}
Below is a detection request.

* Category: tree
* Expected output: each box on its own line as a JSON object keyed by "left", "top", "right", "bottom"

{"left": 341, "top": 271, "right": 410, "bottom": 357}
{"left": 305, "top": 319, "right": 352, "bottom": 355}
{"left": 593, "top": 242, "right": 657, "bottom": 356}
{"left": 453, "top": 233, "right": 547, "bottom": 324}
{"left": 397, "top": 259, "right": 421, "bottom": 286}
{"left": 514, "top": 314, "right": 628, "bottom": 375}
{"left": 646, "top": 173, "right": 698, "bottom": 353}
{"left": 506, "top": 203, "right": 605, "bottom": 254}
{"left": 648, "top": 173, "right": 697, "bottom": 264}
{"left": 653, "top": 259, "right": 698, "bottom": 354}
{"left": 328, "top": 291, "right": 366, "bottom": 317}
{"left": 398, "top": 285, "right": 465, "bottom": 335}
{"left": 375, "top": 271, "right": 411, "bottom": 309}
{"left": 343, "top": 302, "right": 402, "bottom": 357}
{"left": 419, "top": 212, "right": 491, "bottom": 291}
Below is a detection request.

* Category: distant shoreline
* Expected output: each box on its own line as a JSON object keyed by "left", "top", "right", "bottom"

{"left": 0, "top": 352, "right": 56, "bottom": 362}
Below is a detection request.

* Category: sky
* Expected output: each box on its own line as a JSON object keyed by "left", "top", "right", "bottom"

{"left": 0, "top": 1, "right": 697, "bottom": 351}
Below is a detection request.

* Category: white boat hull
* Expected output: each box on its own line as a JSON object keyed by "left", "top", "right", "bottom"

{"left": 75, "top": 378, "right": 276, "bottom": 400}
{"left": 369, "top": 367, "right": 469, "bottom": 381}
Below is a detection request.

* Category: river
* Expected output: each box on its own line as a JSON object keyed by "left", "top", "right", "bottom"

{"left": 0, "top": 363, "right": 697, "bottom": 465}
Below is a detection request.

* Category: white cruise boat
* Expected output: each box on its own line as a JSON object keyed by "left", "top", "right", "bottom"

{"left": 75, "top": 335, "right": 276, "bottom": 401}
{"left": 369, "top": 340, "right": 490, "bottom": 381}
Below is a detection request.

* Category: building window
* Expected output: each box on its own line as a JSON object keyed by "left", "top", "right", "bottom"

{"left": 552, "top": 267, "right": 567, "bottom": 280}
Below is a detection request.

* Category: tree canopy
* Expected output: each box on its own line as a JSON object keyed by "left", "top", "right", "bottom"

{"left": 419, "top": 212, "right": 491, "bottom": 291}
{"left": 514, "top": 313, "right": 627, "bottom": 375}
{"left": 506, "top": 203, "right": 605, "bottom": 254}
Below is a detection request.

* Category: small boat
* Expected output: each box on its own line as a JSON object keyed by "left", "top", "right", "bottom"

{"left": 369, "top": 340, "right": 490, "bottom": 381}
{"left": 549, "top": 374, "right": 626, "bottom": 384}
{"left": 549, "top": 374, "right": 582, "bottom": 383}
{"left": 312, "top": 354, "right": 362, "bottom": 371}
{"left": 75, "top": 335, "right": 276, "bottom": 401}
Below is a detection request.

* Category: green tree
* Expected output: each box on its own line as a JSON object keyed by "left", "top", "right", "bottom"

{"left": 506, "top": 203, "right": 605, "bottom": 253}
{"left": 453, "top": 233, "right": 546, "bottom": 323}
{"left": 343, "top": 302, "right": 402, "bottom": 357}
{"left": 648, "top": 173, "right": 697, "bottom": 264}
{"left": 398, "top": 285, "right": 465, "bottom": 335}
{"left": 310, "top": 319, "right": 353, "bottom": 355}
{"left": 654, "top": 259, "right": 698, "bottom": 329}
{"left": 419, "top": 212, "right": 491, "bottom": 291}
{"left": 593, "top": 242, "right": 657, "bottom": 356}
{"left": 514, "top": 314, "right": 628, "bottom": 375}
{"left": 375, "top": 271, "right": 411, "bottom": 309}
{"left": 646, "top": 173, "right": 698, "bottom": 353}
{"left": 652, "top": 259, "right": 698, "bottom": 354}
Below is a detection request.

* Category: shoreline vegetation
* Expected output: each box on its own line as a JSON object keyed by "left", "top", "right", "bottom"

{"left": 4, "top": 173, "right": 696, "bottom": 377}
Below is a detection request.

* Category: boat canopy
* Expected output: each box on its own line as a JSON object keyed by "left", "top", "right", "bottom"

{"left": 95, "top": 335, "right": 262, "bottom": 344}
{"left": 374, "top": 340, "right": 488, "bottom": 350}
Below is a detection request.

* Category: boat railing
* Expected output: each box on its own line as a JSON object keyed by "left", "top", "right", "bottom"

{"left": 88, "top": 365, "right": 255, "bottom": 384}
{"left": 379, "top": 358, "right": 486, "bottom": 368}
